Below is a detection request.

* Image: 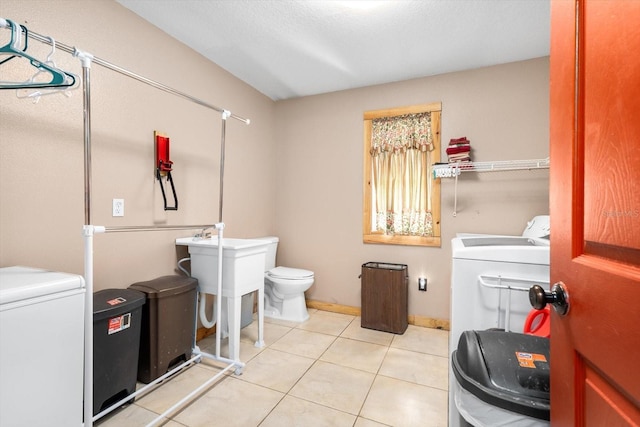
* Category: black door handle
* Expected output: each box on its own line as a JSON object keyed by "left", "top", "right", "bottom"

{"left": 529, "top": 282, "right": 570, "bottom": 315}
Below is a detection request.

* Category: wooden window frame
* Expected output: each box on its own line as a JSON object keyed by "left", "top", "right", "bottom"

{"left": 363, "top": 102, "right": 442, "bottom": 247}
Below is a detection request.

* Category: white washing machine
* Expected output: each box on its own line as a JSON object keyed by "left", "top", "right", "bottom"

{"left": 0, "top": 266, "right": 85, "bottom": 427}
{"left": 448, "top": 216, "right": 550, "bottom": 427}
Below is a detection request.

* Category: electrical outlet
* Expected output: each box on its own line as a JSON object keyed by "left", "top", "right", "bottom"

{"left": 112, "top": 199, "right": 124, "bottom": 217}
{"left": 418, "top": 277, "right": 427, "bottom": 291}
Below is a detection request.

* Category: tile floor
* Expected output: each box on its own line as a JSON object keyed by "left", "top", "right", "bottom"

{"left": 96, "top": 309, "right": 450, "bottom": 427}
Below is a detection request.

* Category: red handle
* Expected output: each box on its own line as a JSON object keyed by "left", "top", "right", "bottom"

{"left": 524, "top": 306, "right": 551, "bottom": 338}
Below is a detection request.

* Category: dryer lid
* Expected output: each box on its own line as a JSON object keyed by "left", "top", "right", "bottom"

{"left": 268, "top": 266, "right": 314, "bottom": 279}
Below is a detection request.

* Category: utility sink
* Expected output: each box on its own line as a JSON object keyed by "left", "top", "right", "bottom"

{"left": 175, "top": 236, "right": 269, "bottom": 364}
{"left": 175, "top": 237, "right": 269, "bottom": 297}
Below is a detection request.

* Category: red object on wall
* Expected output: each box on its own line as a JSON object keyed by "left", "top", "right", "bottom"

{"left": 155, "top": 133, "right": 173, "bottom": 172}
{"left": 154, "top": 131, "right": 178, "bottom": 210}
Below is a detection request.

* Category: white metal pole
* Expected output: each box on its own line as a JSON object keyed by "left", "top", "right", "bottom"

{"left": 82, "top": 226, "right": 94, "bottom": 427}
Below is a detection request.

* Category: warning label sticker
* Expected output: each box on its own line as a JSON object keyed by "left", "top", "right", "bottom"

{"left": 106, "top": 297, "right": 127, "bottom": 306}
{"left": 108, "top": 313, "right": 132, "bottom": 335}
{"left": 516, "top": 352, "right": 548, "bottom": 368}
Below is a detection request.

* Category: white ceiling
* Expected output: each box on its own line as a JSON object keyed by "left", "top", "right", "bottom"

{"left": 116, "top": 0, "right": 550, "bottom": 101}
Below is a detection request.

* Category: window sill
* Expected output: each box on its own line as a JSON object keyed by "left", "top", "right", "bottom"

{"left": 363, "top": 234, "right": 441, "bottom": 247}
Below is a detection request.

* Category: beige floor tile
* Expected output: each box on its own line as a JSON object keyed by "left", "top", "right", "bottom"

{"left": 320, "top": 337, "right": 388, "bottom": 373}
{"left": 379, "top": 347, "right": 449, "bottom": 390}
{"left": 391, "top": 325, "right": 449, "bottom": 357}
{"left": 354, "top": 417, "right": 392, "bottom": 427}
{"left": 289, "top": 360, "right": 375, "bottom": 415}
{"left": 340, "top": 317, "right": 395, "bottom": 346}
{"left": 260, "top": 395, "right": 356, "bottom": 427}
{"left": 135, "top": 364, "right": 226, "bottom": 414}
{"left": 95, "top": 404, "right": 183, "bottom": 427}
{"left": 239, "top": 348, "right": 315, "bottom": 393}
{"left": 241, "top": 318, "right": 295, "bottom": 345}
{"left": 360, "top": 375, "right": 448, "bottom": 427}
{"left": 97, "top": 310, "right": 451, "bottom": 427}
{"left": 296, "top": 310, "right": 355, "bottom": 336}
{"left": 173, "top": 377, "right": 283, "bottom": 427}
{"left": 196, "top": 335, "right": 264, "bottom": 364}
{"left": 263, "top": 313, "right": 307, "bottom": 329}
{"left": 196, "top": 320, "right": 292, "bottom": 358}
{"left": 270, "top": 328, "right": 337, "bottom": 359}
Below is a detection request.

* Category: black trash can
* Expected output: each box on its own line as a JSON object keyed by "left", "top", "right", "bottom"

{"left": 361, "top": 262, "right": 408, "bottom": 334}
{"left": 93, "top": 288, "right": 146, "bottom": 416}
{"left": 129, "top": 275, "right": 198, "bottom": 383}
{"left": 452, "top": 330, "right": 550, "bottom": 426}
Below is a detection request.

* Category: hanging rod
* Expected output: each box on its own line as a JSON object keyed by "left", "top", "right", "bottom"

{"left": 0, "top": 19, "right": 249, "bottom": 124}
{"left": 102, "top": 224, "right": 221, "bottom": 233}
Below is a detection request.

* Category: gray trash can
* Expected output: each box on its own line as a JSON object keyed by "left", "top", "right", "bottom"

{"left": 452, "top": 330, "right": 550, "bottom": 426}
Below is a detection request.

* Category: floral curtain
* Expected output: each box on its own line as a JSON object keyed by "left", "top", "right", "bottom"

{"left": 370, "top": 112, "right": 435, "bottom": 236}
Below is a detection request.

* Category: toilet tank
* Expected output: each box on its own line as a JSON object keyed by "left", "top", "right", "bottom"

{"left": 254, "top": 237, "right": 279, "bottom": 271}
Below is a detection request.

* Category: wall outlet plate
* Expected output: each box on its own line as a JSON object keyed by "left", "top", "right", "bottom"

{"left": 418, "top": 278, "right": 427, "bottom": 291}
{"left": 112, "top": 199, "right": 124, "bottom": 217}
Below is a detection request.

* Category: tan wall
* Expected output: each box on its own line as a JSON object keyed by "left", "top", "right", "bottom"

{"left": 1, "top": 0, "right": 549, "bottom": 322}
{"left": 274, "top": 58, "right": 550, "bottom": 321}
{"left": 0, "top": 0, "right": 277, "bottom": 290}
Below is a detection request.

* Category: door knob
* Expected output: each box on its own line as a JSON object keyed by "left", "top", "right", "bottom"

{"left": 529, "top": 282, "right": 569, "bottom": 315}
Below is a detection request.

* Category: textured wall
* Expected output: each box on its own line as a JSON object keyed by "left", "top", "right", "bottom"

{"left": 1, "top": 0, "right": 549, "bottom": 322}
{"left": 0, "top": 0, "right": 277, "bottom": 290}
{"left": 274, "top": 58, "right": 550, "bottom": 321}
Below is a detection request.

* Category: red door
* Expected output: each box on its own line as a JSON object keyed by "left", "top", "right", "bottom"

{"left": 550, "top": 0, "right": 640, "bottom": 425}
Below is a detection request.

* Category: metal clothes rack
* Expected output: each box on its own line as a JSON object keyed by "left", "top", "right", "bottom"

{"left": 477, "top": 274, "right": 550, "bottom": 333}
{"left": 432, "top": 158, "right": 550, "bottom": 216}
{"left": 1, "top": 18, "right": 249, "bottom": 427}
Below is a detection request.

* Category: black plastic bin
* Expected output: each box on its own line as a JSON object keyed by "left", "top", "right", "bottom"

{"left": 93, "top": 288, "right": 146, "bottom": 416}
{"left": 361, "top": 262, "right": 408, "bottom": 334}
{"left": 452, "top": 330, "right": 550, "bottom": 426}
{"left": 129, "top": 275, "right": 197, "bottom": 383}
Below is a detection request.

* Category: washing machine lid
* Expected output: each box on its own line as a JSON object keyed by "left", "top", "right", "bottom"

{"left": 268, "top": 266, "right": 314, "bottom": 279}
{"left": 451, "top": 237, "right": 550, "bottom": 265}
{"left": 0, "top": 266, "right": 85, "bottom": 306}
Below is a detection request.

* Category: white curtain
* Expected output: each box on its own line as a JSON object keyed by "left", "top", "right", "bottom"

{"left": 371, "top": 112, "right": 435, "bottom": 236}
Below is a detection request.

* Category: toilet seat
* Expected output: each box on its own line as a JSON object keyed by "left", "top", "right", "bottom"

{"left": 267, "top": 266, "right": 314, "bottom": 280}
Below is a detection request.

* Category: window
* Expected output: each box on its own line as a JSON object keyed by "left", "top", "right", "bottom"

{"left": 363, "top": 103, "right": 441, "bottom": 247}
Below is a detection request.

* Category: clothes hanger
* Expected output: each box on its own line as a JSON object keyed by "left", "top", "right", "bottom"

{"left": 0, "top": 19, "right": 75, "bottom": 90}
{"left": 0, "top": 18, "right": 27, "bottom": 65}
{"left": 15, "top": 36, "right": 78, "bottom": 102}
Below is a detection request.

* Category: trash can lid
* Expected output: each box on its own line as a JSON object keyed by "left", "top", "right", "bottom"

{"left": 362, "top": 262, "right": 407, "bottom": 270}
{"left": 452, "top": 330, "right": 550, "bottom": 421}
{"left": 128, "top": 275, "right": 197, "bottom": 298}
{"left": 94, "top": 288, "right": 146, "bottom": 320}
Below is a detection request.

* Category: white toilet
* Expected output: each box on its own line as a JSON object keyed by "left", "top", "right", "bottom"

{"left": 255, "top": 237, "right": 314, "bottom": 322}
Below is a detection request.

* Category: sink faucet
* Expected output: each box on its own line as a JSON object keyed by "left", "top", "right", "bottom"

{"left": 193, "top": 227, "right": 213, "bottom": 240}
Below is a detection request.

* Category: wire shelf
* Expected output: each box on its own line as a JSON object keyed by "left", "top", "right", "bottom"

{"left": 433, "top": 158, "right": 549, "bottom": 178}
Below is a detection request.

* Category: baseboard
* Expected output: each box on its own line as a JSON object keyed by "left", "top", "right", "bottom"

{"left": 196, "top": 324, "right": 216, "bottom": 342}
{"left": 305, "top": 300, "right": 361, "bottom": 316}
{"left": 196, "top": 299, "right": 450, "bottom": 339}
{"left": 305, "top": 299, "right": 450, "bottom": 331}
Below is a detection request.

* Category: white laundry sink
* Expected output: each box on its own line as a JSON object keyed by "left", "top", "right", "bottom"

{"left": 175, "top": 237, "right": 268, "bottom": 297}
{"left": 176, "top": 236, "right": 269, "bottom": 363}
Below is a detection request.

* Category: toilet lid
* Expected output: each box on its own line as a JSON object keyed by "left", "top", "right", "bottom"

{"left": 268, "top": 266, "right": 314, "bottom": 279}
